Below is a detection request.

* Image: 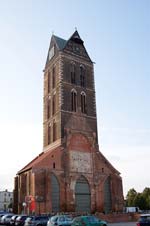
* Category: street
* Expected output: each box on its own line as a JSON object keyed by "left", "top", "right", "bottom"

{"left": 108, "top": 222, "right": 137, "bottom": 226}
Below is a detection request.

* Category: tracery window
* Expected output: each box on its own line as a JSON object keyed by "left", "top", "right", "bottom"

{"left": 80, "top": 65, "right": 85, "bottom": 87}
{"left": 52, "top": 94, "right": 56, "bottom": 115}
{"left": 70, "top": 63, "right": 76, "bottom": 84}
{"left": 47, "top": 99, "right": 51, "bottom": 119}
{"left": 81, "top": 91, "right": 86, "bottom": 113}
{"left": 52, "top": 66, "right": 56, "bottom": 89}
{"left": 53, "top": 120, "right": 56, "bottom": 142}
{"left": 71, "top": 89, "right": 77, "bottom": 112}
{"left": 48, "top": 71, "right": 51, "bottom": 93}
{"left": 48, "top": 124, "right": 51, "bottom": 145}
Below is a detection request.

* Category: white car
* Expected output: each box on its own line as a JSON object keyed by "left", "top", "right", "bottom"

{"left": 1, "top": 214, "right": 14, "bottom": 225}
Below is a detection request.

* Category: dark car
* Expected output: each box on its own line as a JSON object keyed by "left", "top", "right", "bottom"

{"left": 71, "top": 216, "right": 107, "bottom": 226}
{"left": 47, "top": 215, "right": 73, "bottom": 226}
{"left": 137, "top": 214, "right": 150, "bottom": 226}
{"left": 27, "top": 216, "right": 49, "bottom": 226}
{"left": 15, "top": 215, "right": 28, "bottom": 226}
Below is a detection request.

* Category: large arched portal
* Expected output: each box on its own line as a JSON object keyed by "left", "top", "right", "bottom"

{"left": 51, "top": 174, "right": 60, "bottom": 212}
{"left": 104, "top": 176, "right": 112, "bottom": 213}
{"left": 75, "top": 176, "right": 91, "bottom": 212}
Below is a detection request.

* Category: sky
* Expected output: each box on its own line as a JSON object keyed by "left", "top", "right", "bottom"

{"left": 0, "top": 0, "right": 150, "bottom": 197}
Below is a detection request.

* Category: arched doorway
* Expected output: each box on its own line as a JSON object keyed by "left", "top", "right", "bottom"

{"left": 51, "top": 174, "right": 60, "bottom": 212}
{"left": 75, "top": 176, "right": 91, "bottom": 212}
{"left": 104, "top": 176, "right": 112, "bottom": 213}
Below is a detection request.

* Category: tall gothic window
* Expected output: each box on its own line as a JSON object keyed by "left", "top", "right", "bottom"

{"left": 48, "top": 71, "right": 51, "bottom": 93}
{"left": 71, "top": 63, "right": 76, "bottom": 84}
{"left": 81, "top": 92, "right": 86, "bottom": 113}
{"left": 52, "top": 94, "right": 56, "bottom": 115}
{"left": 80, "top": 65, "right": 85, "bottom": 87}
{"left": 47, "top": 99, "right": 51, "bottom": 119}
{"left": 52, "top": 66, "right": 56, "bottom": 89}
{"left": 48, "top": 124, "right": 51, "bottom": 145}
{"left": 71, "top": 89, "right": 77, "bottom": 112}
{"left": 53, "top": 120, "right": 56, "bottom": 142}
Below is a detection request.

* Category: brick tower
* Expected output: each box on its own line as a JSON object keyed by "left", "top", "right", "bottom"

{"left": 43, "top": 30, "right": 98, "bottom": 150}
{"left": 14, "top": 31, "right": 124, "bottom": 214}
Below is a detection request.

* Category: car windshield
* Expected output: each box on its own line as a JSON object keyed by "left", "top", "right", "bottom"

{"left": 51, "top": 216, "right": 58, "bottom": 223}
{"left": 25, "top": 217, "right": 32, "bottom": 222}
{"left": 140, "top": 216, "right": 150, "bottom": 222}
{"left": 59, "top": 216, "right": 73, "bottom": 222}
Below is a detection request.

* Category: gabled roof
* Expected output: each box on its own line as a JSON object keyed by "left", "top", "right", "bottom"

{"left": 53, "top": 35, "right": 67, "bottom": 50}
{"left": 68, "top": 30, "right": 84, "bottom": 45}
{"left": 52, "top": 30, "right": 84, "bottom": 51}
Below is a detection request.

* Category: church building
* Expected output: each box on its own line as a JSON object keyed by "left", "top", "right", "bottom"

{"left": 13, "top": 31, "right": 124, "bottom": 214}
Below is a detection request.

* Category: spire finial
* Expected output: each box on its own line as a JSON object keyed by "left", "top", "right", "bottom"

{"left": 52, "top": 30, "right": 54, "bottom": 35}
{"left": 75, "top": 27, "right": 77, "bottom": 31}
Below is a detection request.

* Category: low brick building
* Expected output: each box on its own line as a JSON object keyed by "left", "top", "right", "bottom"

{"left": 13, "top": 31, "right": 124, "bottom": 214}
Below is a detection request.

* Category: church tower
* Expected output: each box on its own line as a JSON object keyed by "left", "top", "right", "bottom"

{"left": 43, "top": 30, "right": 98, "bottom": 150}
{"left": 14, "top": 31, "right": 124, "bottom": 215}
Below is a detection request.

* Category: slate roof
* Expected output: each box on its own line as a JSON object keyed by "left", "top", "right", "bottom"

{"left": 53, "top": 30, "right": 84, "bottom": 50}
{"left": 53, "top": 35, "right": 67, "bottom": 50}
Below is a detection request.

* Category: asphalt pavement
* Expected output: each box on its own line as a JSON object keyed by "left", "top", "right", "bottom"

{"left": 108, "top": 222, "right": 137, "bottom": 226}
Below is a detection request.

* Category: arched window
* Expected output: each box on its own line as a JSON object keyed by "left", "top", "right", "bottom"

{"left": 48, "top": 71, "right": 51, "bottom": 93}
{"left": 75, "top": 176, "right": 91, "bottom": 212}
{"left": 47, "top": 99, "right": 51, "bottom": 119}
{"left": 52, "top": 66, "right": 56, "bottom": 89}
{"left": 70, "top": 63, "right": 76, "bottom": 84}
{"left": 104, "top": 176, "right": 112, "bottom": 214}
{"left": 71, "top": 89, "right": 77, "bottom": 112}
{"left": 80, "top": 65, "right": 85, "bottom": 87}
{"left": 53, "top": 162, "right": 55, "bottom": 169}
{"left": 48, "top": 124, "right": 51, "bottom": 145}
{"left": 81, "top": 92, "right": 86, "bottom": 113}
{"left": 52, "top": 94, "right": 56, "bottom": 115}
{"left": 53, "top": 120, "right": 56, "bottom": 142}
{"left": 51, "top": 174, "right": 60, "bottom": 212}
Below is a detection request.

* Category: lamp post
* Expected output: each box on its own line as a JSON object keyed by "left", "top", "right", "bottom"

{"left": 22, "top": 202, "right": 27, "bottom": 214}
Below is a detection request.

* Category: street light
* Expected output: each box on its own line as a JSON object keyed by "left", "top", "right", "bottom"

{"left": 22, "top": 202, "right": 27, "bottom": 214}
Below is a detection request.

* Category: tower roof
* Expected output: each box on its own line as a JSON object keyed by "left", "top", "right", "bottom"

{"left": 52, "top": 35, "right": 67, "bottom": 50}
{"left": 52, "top": 30, "right": 84, "bottom": 50}
{"left": 69, "top": 30, "right": 84, "bottom": 45}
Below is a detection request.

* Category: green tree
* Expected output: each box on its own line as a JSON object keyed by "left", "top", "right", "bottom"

{"left": 134, "top": 193, "right": 145, "bottom": 210}
{"left": 126, "top": 187, "right": 150, "bottom": 210}
{"left": 126, "top": 188, "right": 137, "bottom": 206}
{"left": 142, "top": 187, "right": 150, "bottom": 209}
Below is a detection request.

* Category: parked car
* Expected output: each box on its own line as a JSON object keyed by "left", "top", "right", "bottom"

{"left": 10, "top": 215, "right": 19, "bottom": 226}
{"left": 24, "top": 217, "right": 33, "bottom": 226}
{"left": 47, "top": 215, "right": 73, "bottom": 226}
{"left": 71, "top": 216, "right": 107, "bottom": 226}
{"left": 1, "top": 214, "right": 14, "bottom": 225}
{"left": 27, "top": 216, "right": 49, "bottom": 226}
{"left": 0, "top": 214, "right": 6, "bottom": 225}
{"left": 137, "top": 214, "right": 150, "bottom": 226}
{"left": 15, "top": 215, "right": 28, "bottom": 226}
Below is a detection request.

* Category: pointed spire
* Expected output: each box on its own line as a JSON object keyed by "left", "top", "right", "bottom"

{"left": 69, "top": 30, "right": 84, "bottom": 45}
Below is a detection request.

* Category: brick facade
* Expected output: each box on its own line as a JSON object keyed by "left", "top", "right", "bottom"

{"left": 13, "top": 31, "right": 124, "bottom": 214}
